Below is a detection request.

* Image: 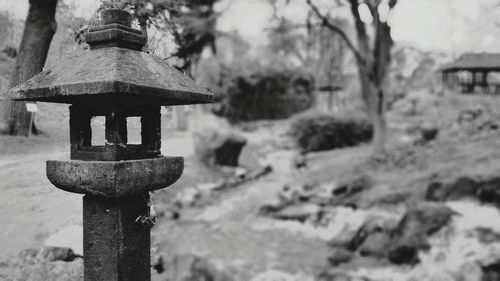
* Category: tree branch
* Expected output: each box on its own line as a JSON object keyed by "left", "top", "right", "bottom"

{"left": 347, "top": 0, "right": 371, "bottom": 58}
{"left": 306, "top": 0, "right": 365, "bottom": 65}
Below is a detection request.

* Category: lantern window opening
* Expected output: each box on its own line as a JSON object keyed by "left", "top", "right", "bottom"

{"left": 127, "top": 117, "right": 142, "bottom": 145}
{"left": 90, "top": 116, "right": 106, "bottom": 146}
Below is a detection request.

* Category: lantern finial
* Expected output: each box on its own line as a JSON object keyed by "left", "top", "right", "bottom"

{"left": 85, "top": 8, "right": 146, "bottom": 51}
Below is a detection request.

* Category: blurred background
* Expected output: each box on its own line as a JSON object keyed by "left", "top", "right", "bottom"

{"left": 2, "top": 0, "right": 500, "bottom": 280}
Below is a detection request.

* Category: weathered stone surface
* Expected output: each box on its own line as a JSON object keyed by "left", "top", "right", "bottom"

{"left": 84, "top": 194, "right": 150, "bottom": 281}
{"left": 100, "top": 9, "right": 132, "bottom": 26}
{"left": 8, "top": 47, "right": 213, "bottom": 105}
{"left": 86, "top": 26, "right": 146, "bottom": 51}
{"left": 193, "top": 127, "right": 247, "bottom": 167}
{"left": 46, "top": 156, "right": 183, "bottom": 198}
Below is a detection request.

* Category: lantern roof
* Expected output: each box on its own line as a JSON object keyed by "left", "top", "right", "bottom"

{"left": 8, "top": 9, "right": 213, "bottom": 106}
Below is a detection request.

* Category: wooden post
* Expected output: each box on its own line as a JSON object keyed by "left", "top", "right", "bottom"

{"left": 470, "top": 71, "right": 476, "bottom": 93}
{"left": 482, "top": 71, "right": 488, "bottom": 92}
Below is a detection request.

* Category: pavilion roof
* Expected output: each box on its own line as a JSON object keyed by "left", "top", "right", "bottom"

{"left": 441, "top": 53, "right": 500, "bottom": 72}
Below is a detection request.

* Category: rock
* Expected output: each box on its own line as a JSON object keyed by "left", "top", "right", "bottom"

{"left": 258, "top": 198, "right": 287, "bottom": 216}
{"left": 271, "top": 203, "right": 320, "bottom": 222}
{"left": 477, "top": 178, "right": 500, "bottom": 204}
{"left": 333, "top": 175, "right": 372, "bottom": 197}
{"left": 328, "top": 248, "right": 354, "bottom": 266}
{"left": 483, "top": 261, "right": 500, "bottom": 281}
{"left": 317, "top": 271, "right": 354, "bottom": 281}
{"left": 330, "top": 175, "right": 372, "bottom": 207}
{"left": 278, "top": 185, "right": 301, "bottom": 204}
{"left": 248, "top": 165, "right": 273, "bottom": 180}
{"left": 348, "top": 217, "right": 398, "bottom": 251}
{"left": 193, "top": 127, "right": 247, "bottom": 167}
{"left": 426, "top": 177, "right": 478, "bottom": 201}
{"left": 420, "top": 126, "right": 439, "bottom": 143}
{"left": 152, "top": 254, "right": 164, "bottom": 274}
{"left": 159, "top": 254, "right": 232, "bottom": 281}
{"left": 44, "top": 225, "right": 83, "bottom": 257}
{"left": 476, "top": 227, "right": 500, "bottom": 244}
{"left": 37, "top": 246, "right": 79, "bottom": 262}
{"left": 310, "top": 182, "right": 338, "bottom": 205}
{"left": 250, "top": 270, "right": 313, "bottom": 281}
{"left": 174, "top": 187, "right": 202, "bottom": 207}
{"left": 16, "top": 260, "right": 83, "bottom": 281}
{"left": 328, "top": 229, "right": 358, "bottom": 249}
{"left": 0, "top": 248, "right": 83, "bottom": 281}
{"left": 388, "top": 203, "right": 456, "bottom": 265}
{"left": 358, "top": 232, "right": 391, "bottom": 258}
{"left": 426, "top": 176, "right": 500, "bottom": 204}
{"left": 374, "top": 191, "right": 411, "bottom": 205}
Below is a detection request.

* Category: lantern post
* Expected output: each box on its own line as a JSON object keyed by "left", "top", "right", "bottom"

{"left": 9, "top": 8, "right": 212, "bottom": 281}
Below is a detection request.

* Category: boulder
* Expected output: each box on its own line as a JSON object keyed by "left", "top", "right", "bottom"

{"left": 388, "top": 203, "right": 456, "bottom": 265}
{"left": 193, "top": 127, "right": 247, "bottom": 167}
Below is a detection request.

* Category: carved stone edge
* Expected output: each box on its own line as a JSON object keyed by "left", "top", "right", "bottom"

{"left": 46, "top": 156, "right": 184, "bottom": 198}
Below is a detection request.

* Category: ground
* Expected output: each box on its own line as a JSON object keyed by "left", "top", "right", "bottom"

{"left": 2, "top": 89, "right": 500, "bottom": 280}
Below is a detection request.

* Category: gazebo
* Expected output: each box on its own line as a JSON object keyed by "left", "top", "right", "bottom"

{"left": 441, "top": 53, "right": 500, "bottom": 93}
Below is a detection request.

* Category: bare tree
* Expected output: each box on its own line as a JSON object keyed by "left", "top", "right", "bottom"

{"left": 307, "top": 0, "right": 397, "bottom": 154}
{"left": 1, "top": 0, "right": 58, "bottom": 136}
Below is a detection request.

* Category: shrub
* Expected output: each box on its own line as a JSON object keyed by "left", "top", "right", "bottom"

{"left": 213, "top": 68, "right": 314, "bottom": 123}
{"left": 290, "top": 112, "right": 373, "bottom": 153}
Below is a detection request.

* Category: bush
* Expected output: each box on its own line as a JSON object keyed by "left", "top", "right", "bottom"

{"left": 213, "top": 68, "right": 314, "bottom": 123}
{"left": 290, "top": 112, "right": 373, "bottom": 153}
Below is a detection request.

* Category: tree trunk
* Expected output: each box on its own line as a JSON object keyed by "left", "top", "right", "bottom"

{"left": 358, "top": 66, "right": 387, "bottom": 155}
{"left": 370, "top": 87, "right": 387, "bottom": 155}
{"left": 1, "top": 0, "right": 58, "bottom": 136}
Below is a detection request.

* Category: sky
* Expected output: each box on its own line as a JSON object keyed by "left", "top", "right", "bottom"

{"left": 1, "top": 0, "right": 499, "bottom": 53}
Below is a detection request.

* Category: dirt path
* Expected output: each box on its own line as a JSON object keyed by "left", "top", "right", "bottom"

{"left": 0, "top": 149, "right": 82, "bottom": 259}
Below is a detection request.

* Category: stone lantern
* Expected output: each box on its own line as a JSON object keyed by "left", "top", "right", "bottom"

{"left": 9, "top": 8, "right": 212, "bottom": 281}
